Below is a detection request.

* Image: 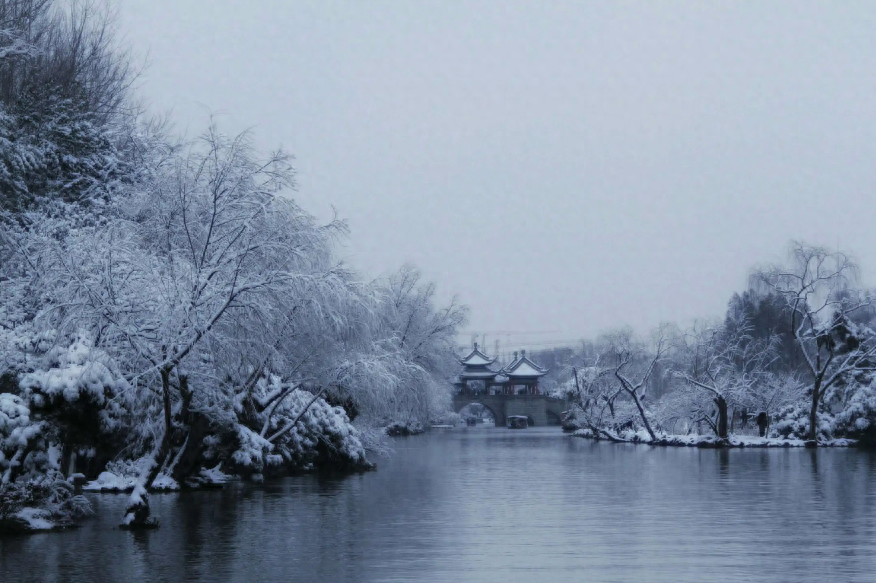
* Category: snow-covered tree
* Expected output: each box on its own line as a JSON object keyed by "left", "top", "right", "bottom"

{"left": 373, "top": 265, "right": 467, "bottom": 423}
{"left": 601, "top": 326, "right": 670, "bottom": 441}
{"left": 757, "top": 242, "right": 876, "bottom": 442}
{"left": 0, "top": 0, "right": 472, "bottom": 532}
{"left": 671, "top": 320, "right": 775, "bottom": 439}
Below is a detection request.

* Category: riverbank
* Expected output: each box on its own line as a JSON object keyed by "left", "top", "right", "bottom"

{"left": 571, "top": 427, "right": 857, "bottom": 448}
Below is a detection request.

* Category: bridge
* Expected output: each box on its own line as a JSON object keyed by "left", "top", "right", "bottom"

{"left": 452, "top": 393, "right": 567, "bottom": 427}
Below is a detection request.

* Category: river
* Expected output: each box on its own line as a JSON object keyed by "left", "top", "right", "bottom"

{"left": 3, "top": 427, "right": 876, "bottom": 582}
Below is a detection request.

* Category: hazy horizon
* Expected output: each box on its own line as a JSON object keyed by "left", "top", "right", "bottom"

{"left": 120, "top": 0, "right": 876, "bottom": 349}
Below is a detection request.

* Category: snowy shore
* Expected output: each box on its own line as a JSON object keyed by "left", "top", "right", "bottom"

{"left": 571, "top": 428, "right": 856, "bottom": 448}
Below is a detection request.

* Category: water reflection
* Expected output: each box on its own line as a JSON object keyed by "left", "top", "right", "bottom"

{"left": 3, "top": 428, "right": 876, "bottom": 583}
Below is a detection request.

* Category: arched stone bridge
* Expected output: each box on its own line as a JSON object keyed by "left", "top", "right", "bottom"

{"left": 452, "top": 394, "right": 567, "bottom": 427}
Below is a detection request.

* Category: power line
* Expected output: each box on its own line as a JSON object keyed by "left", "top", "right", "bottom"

{"left": 502, "top": 339, "right": 585, "bottom": 349}
{"left": 459, "top": 337, "right": 588, "bottom": 349}
{"left": 458, "top": 330, "right": 560, "bottom": 335}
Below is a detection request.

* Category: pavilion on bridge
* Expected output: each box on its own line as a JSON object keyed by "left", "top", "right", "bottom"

{"left": 454, "top": 343, "right": 548, "bottom": 396}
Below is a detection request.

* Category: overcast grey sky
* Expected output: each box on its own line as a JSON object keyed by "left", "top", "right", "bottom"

{"left": 120, "top": 1, "right": 876, "bottom": 350}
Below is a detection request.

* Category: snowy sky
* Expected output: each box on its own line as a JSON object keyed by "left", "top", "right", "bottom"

{"left": 120, "top": 0, "right": 876, "bottom": 350}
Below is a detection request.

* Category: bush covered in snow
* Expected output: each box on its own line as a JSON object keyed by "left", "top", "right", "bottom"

{"left": 832, "top": 384, "right": 876, "bottom": 445}
{"left": 0, "top": 472, "right": 92, "bottom": 533}
{"left": 0, "top": 391, "right": 94, "bottom": 532}
{"left": 227, "top": 382, "right": 368, "bottom": 477}
{"left": 769, "top": 402, "right": 833, "bottom": 441}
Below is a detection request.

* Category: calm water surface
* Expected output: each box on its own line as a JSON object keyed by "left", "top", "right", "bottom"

{"left": 3, "top": 427, "right": 876, "bottom": 582}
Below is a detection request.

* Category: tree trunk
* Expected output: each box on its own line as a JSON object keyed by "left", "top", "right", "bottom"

{"left": 809, "top": 380, "right": 821, "bottom": 443}
{"left": 629, "top": 391, "right": 657, "bottom": 441}
{"left": 172, "top": 377, "right": 210, "bottom": 483}
{"left": 161, "top": 368, "right": 173, "bottom": 445}
{"left": 715, "top": 395, "right": 728, "bottom": 439}
{"left": 141, "top": 369, "right": 175, "bottom": 492}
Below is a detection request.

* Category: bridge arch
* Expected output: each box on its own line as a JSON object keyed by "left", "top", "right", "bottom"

{"left": 457, "top": 401, "right": 499, "bottom": 425}
{"left": 452, "top": 394, "right": 507, "bottom": 427}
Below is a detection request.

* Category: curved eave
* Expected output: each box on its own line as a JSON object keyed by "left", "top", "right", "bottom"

{"left": 505, "top": 373, "right": 547, "bottom": 379}
{"left": 458, "top": 357, "right": 498, "bottom": 366}
{"left": 458, "top": 372, "right": 500, "bottom": 379}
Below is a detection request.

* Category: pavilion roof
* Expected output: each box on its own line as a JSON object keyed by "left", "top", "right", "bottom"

{"left": 458, "top": 343, "right": 497, "bottom": 367}
{"left": 500, "top": 350, "right": 548, "bottom": 378}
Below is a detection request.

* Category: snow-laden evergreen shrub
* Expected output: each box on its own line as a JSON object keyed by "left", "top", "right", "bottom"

{"left": 770, "top": 401, "right": 834, "bottom": 441}
{"left": 0, "top": 392, "right": 43, "bottom": 483}
{"left": 230, "top": 382, "right": 367, "bottom": 477}
{"left": 0, "top": 91, "right": 127, "bottom": 214}
{"left": 831, "top": 384, "right": 876, "bottom": 445}
{"left": 19, "top": 332, "right": 130, "bottom": 409}
{"left": 1, "top": 393, "right": 92, "bottom": 531}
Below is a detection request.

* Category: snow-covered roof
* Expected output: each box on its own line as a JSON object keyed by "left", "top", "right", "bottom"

{"left": 501, "top": 350, "right": 547, "bottom": 378}
{"left": 507, "top": 360, "right": 546, "bottom": 377}
{"left": 459, "top": 343, "right": 497, "bottom": 367}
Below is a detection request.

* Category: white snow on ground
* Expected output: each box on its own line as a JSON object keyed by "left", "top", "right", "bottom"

{"left": 83, "top": 471, "right": 136, "bottom": 492}
{"left": 199, "top": 464, "right": 231, "bottom": 484}
{"left": 84, "top": 470, "right": 179, "bottom": 491}
{"left": 151, "top": 473, "right": 180, "bottom": 491}
{"left": 14, "top": 507, "right": 54, "bottom": 530}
